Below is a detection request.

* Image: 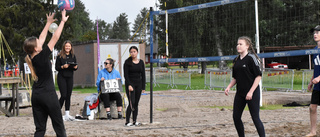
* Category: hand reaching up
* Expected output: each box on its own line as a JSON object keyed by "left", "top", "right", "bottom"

{"left": 46, "top": 12, "right": 57, "bottom": 24}
{"left": 61, "top": 9, "right": 69, "bottom": 23}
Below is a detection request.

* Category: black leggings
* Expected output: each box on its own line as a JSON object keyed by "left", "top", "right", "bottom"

{"left": 57, "top": 74, "right": 73, "bottom": 111}
{"left": 125, "top": 82, "right": 142, "bottom": 123}
{"left": 233, "top": 90, "right": 265, "bottom": 137}
{"left": 32, "top": 91, "right": 66, "bottom": 137}
{"left": 100, "top": 92, "right": 123, "bottom": 108}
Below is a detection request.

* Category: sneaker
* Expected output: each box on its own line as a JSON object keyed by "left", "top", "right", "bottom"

{"left": 125, "top": 123, "right": 133, "bottom": 127}
{"left": 107, "top": 113, "right": 112, "bottom": 120}
{"left": 63, "top": 115, "right": 75, "bottom": 121}
{"left": 133, "top": 122, "right": 142, "bottom": 126}
{"left": 118, "top": 114, "right": 123, "bottom": 119}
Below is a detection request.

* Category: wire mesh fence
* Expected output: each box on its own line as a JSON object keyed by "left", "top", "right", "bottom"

{"left": 172, "top": 69, "right": 192, "bottom": 89}
{"left": 262, "top": 68, "right": 294, "bottom": 92}
{"left": 302, "top": 70, "right": 313, "bottom": 92}
{"left": 154, "top": 67, "right": 172, "bottom": 88}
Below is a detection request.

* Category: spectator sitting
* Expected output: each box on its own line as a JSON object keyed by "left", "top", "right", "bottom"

{"left": 96, "top": 58, "right": 123, "bottom": 120}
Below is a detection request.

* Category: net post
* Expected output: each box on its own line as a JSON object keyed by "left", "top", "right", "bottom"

{"left": 255, "top": 0, "right": 263, "bottom": 107}
{"left": 149, "top": 7, "right": 154, "bottom": 124}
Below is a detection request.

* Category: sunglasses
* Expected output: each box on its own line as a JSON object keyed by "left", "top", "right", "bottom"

{"left": 104, "top": 62, "right": 110, "bottom": 65}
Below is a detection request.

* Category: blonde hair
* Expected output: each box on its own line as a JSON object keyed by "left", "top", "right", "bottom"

{"left": 23, "top": 37, "right": 38, "bottom": 81}
{"left": 58, "top": 40, "right": 74, "bottom": 59}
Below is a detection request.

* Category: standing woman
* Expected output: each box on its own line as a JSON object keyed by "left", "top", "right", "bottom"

{"left": 23, "top": 10, "right": 69, "bottom": 136}
{"left": 224, "top": 36, "right": 265, "bottom": 137}
{"left": 55, "top": 40, "right": 78, "bottom": 121}
{"left": 123, "top": 46, "right": 146, "bottom": 126}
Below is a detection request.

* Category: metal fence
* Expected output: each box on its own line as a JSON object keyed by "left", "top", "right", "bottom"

{"left": 262, "top": 68, "right": 294, "bottom": 92}
{"left": 172, "top": 69, "right": 192, "bottom": 89}
{"left": 204, "top": 69, "right": 218, "bottom": 89}
{"left": 149, "top": 68, "right": 299, "bottom": 92}
{"left": 302, "top": 70, "right": 313, "bottom": 92}
{"left": 209, "top": 69, "right": 232, "bottom": 90}
{"left": 145, "top": 68, "right": 151, "bottom": 83}
{"left": 154, "top": 67, "right": 172, "bottom": 88}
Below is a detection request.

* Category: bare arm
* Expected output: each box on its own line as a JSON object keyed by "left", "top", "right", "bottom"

{"left": 225, "top": 78, "right": 236, "bottom": 96}
{"left": 39, "top": 12, "right": 57, "bottom": 47}
{"left": 308, "top": 75, "right": 314, "bottom": 91}
{"left": 47, "top": 9, "right": 69, "bottom": 51}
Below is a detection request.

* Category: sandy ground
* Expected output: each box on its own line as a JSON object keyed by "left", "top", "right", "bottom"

{"left": 0, "top": 89, "right": 319, "bottom": 137}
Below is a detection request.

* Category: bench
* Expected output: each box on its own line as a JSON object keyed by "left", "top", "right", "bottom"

{"left": 0, "top": 96, "right": 14, "bottom": 116}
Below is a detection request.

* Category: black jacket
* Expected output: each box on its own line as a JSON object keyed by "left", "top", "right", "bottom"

{"left": 55, "top": 54, "right": 78, "bottom": 77}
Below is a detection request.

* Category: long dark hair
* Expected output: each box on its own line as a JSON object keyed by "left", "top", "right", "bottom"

{"left": 125, "top": 46, "right": 139, "bottom": 66}
{"left": 58, "top": 40, "right": 74, "bottom": 59}
{"left": 23, "top": 37, "right": 38, "bottom": 81}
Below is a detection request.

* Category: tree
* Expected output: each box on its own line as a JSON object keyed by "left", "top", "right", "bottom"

{"left": 109, "top": 13, "right": 130, "bottom": 40}
{"left": 67, "top": 0, "right": 94, "bottom": 43}
{"left": 0, "top": 0, "right": 57, "bottom": 66}
{"left": 93, "top": 19, "right": 112, "bottom": 40}
{"left": 132, "top": 7, "right": 149, "bottom": 42}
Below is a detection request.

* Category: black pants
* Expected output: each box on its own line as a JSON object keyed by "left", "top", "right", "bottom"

{"left": 125, "top": 82, "right": 142, "bottom": 123}
{"left": 57, "top": 74, "right": 73, "bottom": 111}
{"left": 100, "top": 92, "right": 123, "bottom": 108}
{"left": 32, "top": 91, "right": 66, "bottom": 137}
{"left": 233, "top": 89, "right": 265, "bottom": 137}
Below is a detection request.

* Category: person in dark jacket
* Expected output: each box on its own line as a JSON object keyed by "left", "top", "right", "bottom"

{"left": 55, "top": 40, "right": 78, "bottom": 121}
{"left": 23, "top": 10, "right": 68, "bottom": 137}
{"left": 123, "top": 46, "right": 146, "bottom": 127}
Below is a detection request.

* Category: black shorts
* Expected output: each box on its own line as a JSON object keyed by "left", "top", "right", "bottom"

{"left": 311, "top": 90, "right": 320, "bottom": 105}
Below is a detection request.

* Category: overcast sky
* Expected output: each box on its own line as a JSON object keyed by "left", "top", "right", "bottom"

{"left": 80, "top": 0, "right": 158, "bottom": 29}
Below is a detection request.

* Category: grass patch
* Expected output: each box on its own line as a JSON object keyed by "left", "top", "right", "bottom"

{"left": 59, "top": 69, "right": 309, "bottom": 93}
{"left": 156, "top": 108, "right": 168, "bottom": 111}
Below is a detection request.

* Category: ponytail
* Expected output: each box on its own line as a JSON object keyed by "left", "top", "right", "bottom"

{"left": 23, "top": 37, "right": 38, "bottom": 81}
{"left": 238, "top": 36, "right": 262, "bottom": 63}
{"left": 25, "top": 55, "right": 38, "bottom": 81}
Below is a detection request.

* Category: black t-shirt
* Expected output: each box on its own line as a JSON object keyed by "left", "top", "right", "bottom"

{"left": 124, "top": 59, "right": 146, "bottom": 90}
{"left": 32, "top": 45, "right": 55, "bottom": 93}
{"left": 55, "top": 54, "right": 77, "bottom": 77}
{"left": 232, "top": 53, "right": 262, "bottom": 97}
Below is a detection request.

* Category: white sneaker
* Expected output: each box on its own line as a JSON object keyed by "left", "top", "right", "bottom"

{"left": 125, "top": 123, "right": 133, "bottom": 127}
{"left": 63, "top": 115, "right": 75, "bottom": 121}
{"left": 134, "top": 122, "right": 142, "bottom": 126}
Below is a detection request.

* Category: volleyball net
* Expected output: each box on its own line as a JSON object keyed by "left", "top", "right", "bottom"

{"left": 149, "top": 0, "right": 320, "bottom": 64}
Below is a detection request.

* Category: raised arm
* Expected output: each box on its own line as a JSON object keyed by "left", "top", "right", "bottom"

{"left": 39, "top": 12, "right": 57, "bottom": 47}
{"left": 48, "top": 9, "right": 69, "bottom": 51}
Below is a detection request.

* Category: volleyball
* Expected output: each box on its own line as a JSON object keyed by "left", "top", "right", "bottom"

{"left": 49, "top": 23, "right": 58, "bottom": 33}
{"left": 57, "top": 0, "right": 75, "bottom": 11}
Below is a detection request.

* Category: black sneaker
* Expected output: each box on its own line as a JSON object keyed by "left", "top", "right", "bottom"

{"left": 107, "top": 113, "right": 112, "bottom": 120}
{"left": 118, "top": 114, "right": 123, "bottom": 119}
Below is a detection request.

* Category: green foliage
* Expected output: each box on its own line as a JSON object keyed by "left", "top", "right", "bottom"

{"left": 0, "top": 0, "right": 93, "bottom": 65}
{"left": 132, "top": 7, "right": 149, "bottom": 42}
{"left": 109, "top": 13, "right": 130, "bottom": 40}
{"left": 93, "top": 19, "right": 112, "bottom": 40}
{"left": 156, "top": 0, "right": 320, "bottom": 60}
{"left": 67, "top": 0, "right": 94, "bottom": 43}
